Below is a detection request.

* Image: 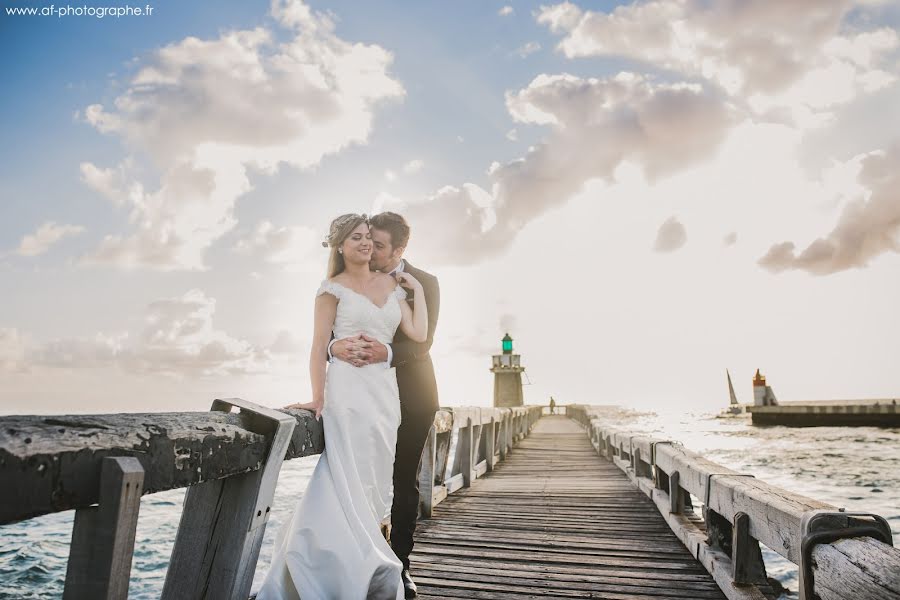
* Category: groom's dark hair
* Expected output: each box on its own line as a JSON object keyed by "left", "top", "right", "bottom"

{"left": 369, "top": 212, "right": 410, "bottom": 249}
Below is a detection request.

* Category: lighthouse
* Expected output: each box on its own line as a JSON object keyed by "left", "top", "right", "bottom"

{"left": 752, "top": 369, "right": 778, "bottom": 406}
{"left": 491, "top": 333, "right": 525, "bottom": 408}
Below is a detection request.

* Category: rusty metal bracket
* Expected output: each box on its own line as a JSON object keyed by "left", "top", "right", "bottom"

{"left": 799, "top": 509, "right": 893, "bottom": 600}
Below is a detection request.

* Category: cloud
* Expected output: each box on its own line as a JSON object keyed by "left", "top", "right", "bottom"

{"left": 537, "top": 1, "right": 898, "bottom": 118}
{"left": 234, "top": 220, "right": 320, "bottom": 270}
{"left": 81, "top": 0, "right": 403, "bottom": 271}
{"left": 759, "top": 144, "right": 900, "bottom": 274}
{"left": 16, "top": 222, "right": 85, "bottom": 257}
{"left": 506, "top": 128, "right": 518, "bottom": 141}
{"left": 128, "top": 289, "right": 276, "bottom": 376}
{"left": 79, "top": 160, "right": 142, "bottom": 208}
{"left": 402, "top": 159, "right": 425, "bottom": 174}
{"left": 390, "top": 72, "right": 734, "bottom": 265}
{"left": 31, "top": 333, "right": 128, "bottom": 369}
{"left": 16, "top": 290, "right": 300, "bottom": 377}
{"left": 653, "top": 216, "right": 687, "bottom": 252}
{"left": 513, "top": 42, "right": 541, "bottom": 58}
{"left": 498, "top": 6, "right": 514, "bottom": 17}
{"left": 0, "top": 328, "right": 28, "bottom": 373}
{"left": 723, "top": 232, "right": 738, "bottom": 246}
{"left": 383, "top": 184, "right": 500, "bottom": 264}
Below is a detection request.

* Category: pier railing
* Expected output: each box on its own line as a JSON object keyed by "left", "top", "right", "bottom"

{"left": 0, "top": 401, "right": 541, "bottom": 600}
{"left": 566, "top": 405, "right": 899, "bottom": 600}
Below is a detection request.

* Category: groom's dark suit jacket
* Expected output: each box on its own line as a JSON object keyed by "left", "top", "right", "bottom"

{"left": 390, "top": 261, "right": 439, "bottom": 413}
{"left": 389, "top": 260, "right": 439, "bottom": 569}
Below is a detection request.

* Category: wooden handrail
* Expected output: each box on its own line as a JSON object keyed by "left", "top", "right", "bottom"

{"left": 0, "top": 402, "right": 544, "bottom": 600}
{"left": 0, "top": 408, "right": 325, "bottom": 525}
{"left": 566, "top": 404, "right": 900, "bottom": 600}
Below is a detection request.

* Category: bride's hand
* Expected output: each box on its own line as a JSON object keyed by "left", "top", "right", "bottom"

{"left": 395, "top": 272, "right": 422, "bottom": 292}
{"left": 283, "top": 400, "right": 324, "bottom": 421}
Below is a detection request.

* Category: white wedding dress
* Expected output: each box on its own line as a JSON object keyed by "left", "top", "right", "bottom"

{"left": 255, "top": 280, "right": 407, "bottom": 600}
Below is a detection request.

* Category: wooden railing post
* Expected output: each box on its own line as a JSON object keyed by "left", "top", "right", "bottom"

{"left": 418, "top": 425, "right": 437, "bottom": 519}
{"left": 461, "top": 417, "right": 474, "bottom": 488}
{"left": 499, "top": 414, "right": 508, "bottom": 461}
{"left": 162, "top": 399, "right": 295, "bottom": 600}
{"left": 474, "top": 418, "right": 485, "bottom": 469}
{"left": 669, "top": 471, "right": 683, "bottom": 514}
{"left": 63, "top": 456, "right": 144, "bottom": 600}
{"left": 732, "top": 512, "right": 768, "bottom": 586}
{"left": 486, "top": 417, "right": 497, "bottom": 472}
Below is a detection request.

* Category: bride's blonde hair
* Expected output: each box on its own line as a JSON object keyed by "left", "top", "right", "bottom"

{"left": 323, "top": 213, "right": 369, "bottom": 278}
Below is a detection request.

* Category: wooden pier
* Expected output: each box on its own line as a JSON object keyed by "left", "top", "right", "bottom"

{"left": 411, "top": 416, "right": 727, "bottom": 599}
{"left": 2, "top": 402, "right": 899, "bottom": 600}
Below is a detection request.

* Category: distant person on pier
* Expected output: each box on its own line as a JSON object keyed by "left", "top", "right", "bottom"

{"left": 256, "top": 212, "right": 434, "bottom": 600}
{"left": 550, "top": 397, "right": 556, "bottom": 415}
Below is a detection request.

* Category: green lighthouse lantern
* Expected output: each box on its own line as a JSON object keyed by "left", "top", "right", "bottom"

{"left": 491, "top": 333, "right": 524, "bottom": 407}
{"left": 502, "top": 333, "right": 513, "bottom": 355}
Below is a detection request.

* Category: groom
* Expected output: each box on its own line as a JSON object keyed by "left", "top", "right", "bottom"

{"left": 330, "top": 211, "right": 439, "bottom": 599}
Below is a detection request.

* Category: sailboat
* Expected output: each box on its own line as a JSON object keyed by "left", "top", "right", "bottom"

{"left": 718, "top": 369, "right": 747, "bottom": 417}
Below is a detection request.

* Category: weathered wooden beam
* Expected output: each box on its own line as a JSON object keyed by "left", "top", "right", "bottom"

{"left": 161, "top": 398, "right": 296, "bottom": 600}
{"left": 418, "top": 426, "right": 437, "bottom": 519}
{"left": 669, "top": 470, "right": 682, "bottom": 514}
{"left": 654, "top": 442, "right": 833, "bottom": 564}
{"left": 486, "top": 417, "right": 497, "bottom": 472}
{"left": 732, "top": 512, "right": 768, "bottom": 586}
{"left": 63, "top": 456, "right": 143, "bottom": 600}
{"left": 460, "top": 417, "right": 474, "bottom": 488}
{"left": 0, "top": 408, "right": 324, "bottom": 525}
{"left": 812, "top": 537, "right": 900, "bottom": 600}
{"left": 432, "top": 409, "right": 453, "bottom": 434}
{"left": 572, "top": 405, "right": 900, "bottom": 600}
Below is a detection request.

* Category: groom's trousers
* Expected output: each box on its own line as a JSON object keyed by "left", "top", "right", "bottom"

{"left": 389, "top": 262, "right": 440, "bottom": 570}
{"left": 390, "top": 397, "right": 437, "bottom": 570}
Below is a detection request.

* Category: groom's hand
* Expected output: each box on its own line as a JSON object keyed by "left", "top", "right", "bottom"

{"left": 357, "top": 335, "right": 389, "bottom": 365}
{"left": 332, "top": 335, "right": 367, "bottom": 367}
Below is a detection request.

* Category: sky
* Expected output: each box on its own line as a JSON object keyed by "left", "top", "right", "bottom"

{"left": 1, "top": 0, "right": 899, "bottom": 415}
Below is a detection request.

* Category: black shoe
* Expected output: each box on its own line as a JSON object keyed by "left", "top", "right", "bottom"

{"left": 401, "top": 569, "right": 418, "bottom": 598}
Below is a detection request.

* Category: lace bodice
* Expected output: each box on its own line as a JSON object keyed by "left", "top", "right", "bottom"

{"left": 317, "top": 280, "right": 406, "bottom": 344}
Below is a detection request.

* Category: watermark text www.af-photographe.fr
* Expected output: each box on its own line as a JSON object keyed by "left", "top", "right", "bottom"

{"left": 5, "top": 0, "right": 154, "bottom": 18}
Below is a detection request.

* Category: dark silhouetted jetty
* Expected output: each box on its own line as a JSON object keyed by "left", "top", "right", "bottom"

{"left": 748, "top": 399, "right": 900, "bottom": 427}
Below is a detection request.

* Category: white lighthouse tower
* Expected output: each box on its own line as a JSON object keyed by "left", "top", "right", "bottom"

{"left": 752, "top": 369, "right": 778, "bottom": 406}
{"left": 491, "top": 333, "right": 525, "bottom": 408}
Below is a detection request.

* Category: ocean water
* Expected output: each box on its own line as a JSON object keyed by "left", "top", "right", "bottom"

{"left": 1, "top": 408, "right": 898, "bottom": 599}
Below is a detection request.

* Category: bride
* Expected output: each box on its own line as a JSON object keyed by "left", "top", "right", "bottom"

{"left": 255, "top": 213, "right": 428, "bottom": 600}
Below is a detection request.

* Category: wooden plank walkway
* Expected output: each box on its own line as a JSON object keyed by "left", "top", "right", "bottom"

{"left": 410, "top": 415, "right": 727, "bottom": 599}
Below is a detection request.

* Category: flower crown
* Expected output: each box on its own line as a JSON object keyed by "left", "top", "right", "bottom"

{"left": 322, "top": 213, "right": 368, "bottom": 248}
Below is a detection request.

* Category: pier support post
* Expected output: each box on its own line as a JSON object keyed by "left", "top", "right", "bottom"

{"left": 732, "top": 512, "right": 768, "bottom": 586}
{"left": 486, "top": 417, "right": 497, "bottom": 472}
{"left": 64, "top": 456, "right": 144, "bottom": 600}
{"left": 418, "top": 426, "right": 437, "bottom": 519}
{"left": 460, "top": 417, "right": 475, "bottom": 488}
{"left": 669, "top": 471, "right": 683, "bottom": 514}
{"left": 161, "top": 398, "right": 295, "bottom": 600}
{"left": 499, "top": 414, "right": 509, "bottom": 460}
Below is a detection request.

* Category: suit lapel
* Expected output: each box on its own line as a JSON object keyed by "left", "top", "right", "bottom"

{"left": 401, "top": 261, "right": 415, "bottom": 304}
